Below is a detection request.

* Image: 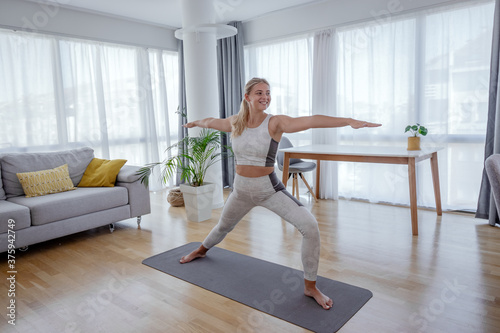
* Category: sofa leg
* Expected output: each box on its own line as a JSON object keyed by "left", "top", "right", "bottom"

{"left": 137, "top": 216, "right": 142, "bottom": 228}
{"left": 19, "top": 246, "right": 29, "bottom": 252}
{"left": 109, "top": 223, "right": 115, "bottom": 233}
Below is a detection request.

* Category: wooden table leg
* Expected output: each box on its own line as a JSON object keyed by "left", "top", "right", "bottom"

{"left": 408, "top": 157, "right": 418, "bottom": 235}
{"left": 430, "top": 152, "right": 443, "bottom": 216}
{"left": 282, "top": 153, "right": 290, "bottom": 187}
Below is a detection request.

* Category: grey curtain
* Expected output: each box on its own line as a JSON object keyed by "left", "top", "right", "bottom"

{"left": 476, "top": 0, "right": 500, "bottom": 226}
{"left": 176, "top": 40, "right": 188, "bottom": 185}
{"left": 217, "top": 21, "right": 245, "bottom": 188}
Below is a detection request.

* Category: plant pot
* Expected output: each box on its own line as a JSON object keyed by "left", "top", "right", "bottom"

{"left": 180, "top": 182, "right": 216, "bottom": 222}
{"left": 407, "top": 136, "right": 421, "bottom": 151}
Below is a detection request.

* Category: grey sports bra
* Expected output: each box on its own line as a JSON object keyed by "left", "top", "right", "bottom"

{"left": 231, "top": 114, "right": 278, "bottom": 167}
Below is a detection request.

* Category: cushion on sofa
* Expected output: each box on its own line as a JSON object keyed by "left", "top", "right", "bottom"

{"left": 0, "top": 147, "right": 94, "bottom": 198}
{"left": 7, "top": 187, "right": 129, "bottom": 226}
{"left": 0, "top": 201, "right": 31, "bottom": 233}
{"left": 78, "top": 158, "right": 127, "bottom": 187}
{"left": 16, "top": 164, "right": 76, "bottom": 198}
{"left": 0, "top": 163, "right": 6, "bottom": 200}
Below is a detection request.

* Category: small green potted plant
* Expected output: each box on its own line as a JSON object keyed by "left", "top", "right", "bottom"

{"left": 137, "top": 123, "right": 232, "bottom": 222}
{"left": 405, "top": 123, "right": 428, "bottom": 150}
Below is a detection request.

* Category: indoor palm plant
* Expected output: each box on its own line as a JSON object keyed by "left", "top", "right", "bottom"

{"left": 137, "top": 126, "right": 232, "bottom": 222}
{"left": 405, "top": 123, "right": 428, "bottom": 150}
{"left": 137, "top": 128, "right": 228, "bottom": 187}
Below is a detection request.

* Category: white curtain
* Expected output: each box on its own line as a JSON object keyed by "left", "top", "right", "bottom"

{"left": 336, "top": 14, "right": 418, "bottom": 205}
{"left": 336, "top": 1, "right": 494, "bottom": 210}
{"left": 0, "top": 29, "right": 178, "bottom": 190}
{"left": 245, "top": 0, "right": 495, "bottom": 211}
{"left": 244, "top": 35, "right": 314, "bottom": 189}
{"left": 245, "top": 35, "right": 313, "bottom": 123}
{"left": 312, "top": 28, "right": 338, "bottom": 200}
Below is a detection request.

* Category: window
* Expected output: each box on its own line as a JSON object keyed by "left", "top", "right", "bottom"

{"left": 245, "top": 0, "right": 495, "bottom": 211}
{"left": 245, "top": 35, "right": 313, "bottom": 147}
{"left": 0, "top": 29, "right": 178, "bottom": 189}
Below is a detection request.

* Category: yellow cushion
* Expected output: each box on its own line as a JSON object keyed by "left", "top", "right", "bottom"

{"left": 78, "top": 158, "right": 127, "bottom": 187}
{"left": 16, "top": 164, "right": 76, "bottom": 198}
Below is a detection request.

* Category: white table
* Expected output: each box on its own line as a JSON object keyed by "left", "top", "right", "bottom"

{"left": 280, "top": 145, "right": 443, "bottom": 235}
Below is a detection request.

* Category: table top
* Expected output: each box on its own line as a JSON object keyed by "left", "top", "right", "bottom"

{"left": 279, "top": 144, "right": 443, "bottom": 158}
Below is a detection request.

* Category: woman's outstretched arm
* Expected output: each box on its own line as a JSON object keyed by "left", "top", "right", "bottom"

{"left": 184, "top": 116, "right": 234, "bottom": 132}
{"left": 274, "top": 115, "right": 381, "bottom": 134}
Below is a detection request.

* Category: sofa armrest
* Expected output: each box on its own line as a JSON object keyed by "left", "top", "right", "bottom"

{"left": 116, "top": 165, "right": 151, "bottom": 218}
{"left": 116, "top": 165, "right": 142, "bottom": 183}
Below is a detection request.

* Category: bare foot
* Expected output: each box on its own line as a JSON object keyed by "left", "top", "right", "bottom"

{"left": 179, "top": 245, "right": 208, "bottom": 264}
{"left": 304, "top": 279, "right": 333, "bottom": 310}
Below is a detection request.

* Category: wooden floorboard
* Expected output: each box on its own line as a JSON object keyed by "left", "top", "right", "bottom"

{"left": 1, "top": 188, "right": 500, "bottom": 332}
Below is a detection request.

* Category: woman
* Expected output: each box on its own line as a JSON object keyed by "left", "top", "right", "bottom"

{"left": 180, "top": 77, "right": 381, "bottom": 310}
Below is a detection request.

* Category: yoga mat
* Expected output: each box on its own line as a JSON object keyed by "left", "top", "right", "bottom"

{"left": 142, "top": 242, "right": 372, "bottom": 333}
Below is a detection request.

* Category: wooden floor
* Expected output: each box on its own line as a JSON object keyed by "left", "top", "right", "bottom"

{"left": 2, "top": 188, "right": 500, "bottom": 333}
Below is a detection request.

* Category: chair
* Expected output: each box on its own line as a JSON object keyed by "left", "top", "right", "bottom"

{"left": 277, "top": 136, "right": 318, "bottom": 202}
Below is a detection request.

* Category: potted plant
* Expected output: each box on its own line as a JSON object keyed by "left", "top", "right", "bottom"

{"left": 405, "top": 123, "right": 428, "bottom": 150}
{"left": 137, "top": 127, "right": 231, "bottom": 222}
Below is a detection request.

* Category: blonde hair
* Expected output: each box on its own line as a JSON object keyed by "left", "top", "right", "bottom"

{"left": 231, "top": 77, "right": 270, "bottom": 138}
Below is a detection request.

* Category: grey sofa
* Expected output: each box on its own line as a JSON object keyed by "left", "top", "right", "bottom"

{"left": 0, "top": 147, "right": 151, "bottom": 252}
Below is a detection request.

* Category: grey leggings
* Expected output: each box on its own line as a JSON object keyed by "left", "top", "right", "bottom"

{"left": 202, "top": 172, "right": 320, "bottom": 281}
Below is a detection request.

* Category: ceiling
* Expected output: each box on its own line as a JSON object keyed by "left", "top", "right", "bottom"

{"left": 33, "top": 0, "right": 327, "bottom": 29}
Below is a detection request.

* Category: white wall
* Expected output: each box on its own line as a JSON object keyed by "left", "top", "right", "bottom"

{"left": 242, "top": 0, "right": 469, "bottom": 44}
{"left": 0, "top": 0, "right": 178, "bottom": 50}
{"left": 0, "top": 0, "right": 470, "bottom": 49}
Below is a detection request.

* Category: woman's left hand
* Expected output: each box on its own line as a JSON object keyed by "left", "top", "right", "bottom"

{"left": 350, "top": 119, "right": 382, "bottom": 129}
